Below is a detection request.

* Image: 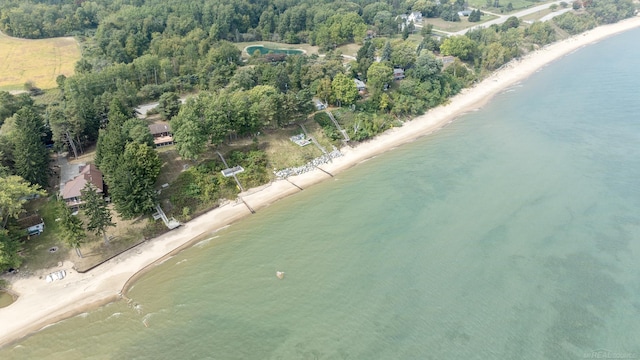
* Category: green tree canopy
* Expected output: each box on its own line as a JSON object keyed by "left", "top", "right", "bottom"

{"left": 57, "top": 201, "right": 85, "bottom": 258}
{"left": 390, "top": 40, "right": 418, "bottom": 69}
{"left": 157, "top": 92, "right": 181, "bottom": 120}
{"left": 366, "top": 62, "right": 393, "bottom": 94}
{"left": 11, "top": 106, "right": 49, "bottom": 187}
{"left": 81, "top": 183, "right": 115, "bottom": 245}
{"left": 411, "top": 51, "right": 443, "bottom": 82}
{"left": 0, "top": 229, "right": 21, "bottom": 271}
{"left": 0, "top": 175, "right": 45, "bottom": 229}
{"left": 439, "top": 36, "right": 477, "bottom": 61}
{"left": 331, "top": 73, "right": 359, "bottom": 107}
{"left": 109, "top": 142, "right": 161, "bottom": 218}
{"left": 171, "top": 97, "right": 211, "bottom": 160}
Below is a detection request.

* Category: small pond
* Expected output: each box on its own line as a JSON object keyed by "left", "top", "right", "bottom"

{"left": 0, "top": 290, "right": 15, "bottom": 308}
{"left": 245, "top": 45, "right": 304, "bottom": 55}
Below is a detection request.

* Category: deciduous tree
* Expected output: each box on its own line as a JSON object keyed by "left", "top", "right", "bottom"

{"left": 439, "top": 36, "right": 477, "bottom": 61}
{"left": 411, "top": 52, "right": 443, "bottom": 82}
{"left": 366, "top": 62, "right": 393, "bottom": 94}
{"left": 0, "top": 175, "right": 45, "bottom": 229}
{"left": 331, "top": 73, "right": 358, "bottom": 107}
{"left": 0, "top": 229, "right": 21, "bottom": 271}
{"left": 391, "top": 40, "right": 417, "bottom": 69}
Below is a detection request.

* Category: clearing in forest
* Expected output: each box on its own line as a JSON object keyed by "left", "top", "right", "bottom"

{"left": 0, "top": 31, "right": 80, "bottom": 91}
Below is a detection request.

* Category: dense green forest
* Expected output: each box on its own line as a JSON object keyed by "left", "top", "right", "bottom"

{"left": 0, "top": 0, "right": 637, "bottom": 271}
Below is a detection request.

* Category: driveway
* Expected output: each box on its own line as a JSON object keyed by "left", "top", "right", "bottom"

{"left": 135, "top": 97, "right": 188, "bottom": 119}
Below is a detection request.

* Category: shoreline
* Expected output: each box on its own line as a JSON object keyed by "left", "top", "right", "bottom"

{"left": 2, "top": 16, "right": 640, "bottom": 349}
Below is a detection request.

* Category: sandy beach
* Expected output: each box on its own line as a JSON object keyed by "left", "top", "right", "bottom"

{"left": 1, "top": 15, "right": 639, "bottom": 348}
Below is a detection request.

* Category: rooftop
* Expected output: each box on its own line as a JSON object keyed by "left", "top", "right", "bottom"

{"left": 148, "top": 123, "right": 171, "bottom": 135}
{"left": 61, "top": 164, "right": 103, "bottom": 200}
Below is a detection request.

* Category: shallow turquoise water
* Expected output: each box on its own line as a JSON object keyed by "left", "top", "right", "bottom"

{"left": 2, "top": 29, "right": 640, "bottom": 359}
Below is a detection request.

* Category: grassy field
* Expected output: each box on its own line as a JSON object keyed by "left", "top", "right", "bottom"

{"left": 0, "top": 31, "right": 80, "bottom": 90}
{"left": 468, "top": 0, "right": 541, "bottom": 11}
{"left": 18, "top": 195, "right": 165, "bottom": 273}
{"left": 424, "top": 14, "right": 499, "bottom": 32}
{"left": 260, "top": 123, "right": 327, "bottom": 171}
{"left": 19, "top": 197, "right": 68, "bottom": 273}
{"left": 521, "top": 8, "right": 555, "bottom": 22}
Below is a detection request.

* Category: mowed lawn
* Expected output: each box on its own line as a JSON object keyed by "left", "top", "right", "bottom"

{"left": 0, "top": 31, "right": 80, "bottom": 90}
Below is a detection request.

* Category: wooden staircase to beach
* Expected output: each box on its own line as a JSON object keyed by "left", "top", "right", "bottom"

{"left": 325, "top": 110, "right": 350, "bottom": 142}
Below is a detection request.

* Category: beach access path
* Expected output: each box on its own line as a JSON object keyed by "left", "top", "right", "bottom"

{"left": 1, "top": 15, "right": 640, "bottom": 349}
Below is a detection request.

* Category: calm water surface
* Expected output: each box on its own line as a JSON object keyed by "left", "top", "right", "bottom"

{"left": 2, "top": 29, "right": 640, "bottom": 359}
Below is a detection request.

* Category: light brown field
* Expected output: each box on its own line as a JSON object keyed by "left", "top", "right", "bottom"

{"left": 0, "top": 31, "right": 80, "bottom": 90}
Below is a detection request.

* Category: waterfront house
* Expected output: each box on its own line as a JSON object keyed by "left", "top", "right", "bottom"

{"left": 61, "top": 164, "right": 104, "bottom": 208}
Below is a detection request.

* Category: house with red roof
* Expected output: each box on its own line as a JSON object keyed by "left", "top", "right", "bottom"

{"left": 61, "top": 163, "right": 104, "bottom": 208}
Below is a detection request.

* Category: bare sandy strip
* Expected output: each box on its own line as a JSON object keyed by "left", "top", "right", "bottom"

{"left": 1, "top": 16, "right": 639, "bottom": 348}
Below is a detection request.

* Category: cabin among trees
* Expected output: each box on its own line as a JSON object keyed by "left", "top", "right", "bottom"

{"left": 17, "top": 214, "right": 44, "bottom": 237}
{"left": 148, "top": 123, "right": 174, "bottom": 147}
{"left": 61, "top": 164, "right": 104, "bottom": 208}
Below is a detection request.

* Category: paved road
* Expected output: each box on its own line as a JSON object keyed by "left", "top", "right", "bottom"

{"left": 135, "top": 97, "right": 188, "bottom": 118}
{"left": 539, "top": 7, "right": 572, "bottom": 22}
{"left": 417, "top": 1, "right": 571, "bottom": 36}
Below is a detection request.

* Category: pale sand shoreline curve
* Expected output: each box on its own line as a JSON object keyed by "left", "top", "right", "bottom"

{"left": 1, "top": 16, "right": 640, "bottom": 349}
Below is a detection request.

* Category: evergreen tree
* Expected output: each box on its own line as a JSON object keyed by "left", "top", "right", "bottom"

{"left": 95, "top": 98, "right": 129, "bottom": 177}
{"left": 356, "top": 41, "right": 375, "bottom": 80}
{"left": 469, "top": 10, "right": 482, "bottom": 22}
{"left": 171, "top": 98, "right": 209, "bottom": 160}
{"left": 109, "top": 143, "right": 161, "bottom": 218}
{"left": 157, "top": 92, "right": 181, "bottom": 120}
{"left": 12, "top": 107, "right": 49, "bottom": 187}
{"left": 81, "top": 183, "right": 114, "bottom": 245}
{"left": 402, "top": 24, "right": 410, "bottom": 40}
{"left": 381, "top": 41, "right": 393, "bottom": 62}
{"left": 58, "top": 202, "right": 85, "bottom": 258}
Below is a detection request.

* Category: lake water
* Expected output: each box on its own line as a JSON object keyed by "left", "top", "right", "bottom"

{"left": 2, "top": 29, "right": 640, "bottom": 359}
